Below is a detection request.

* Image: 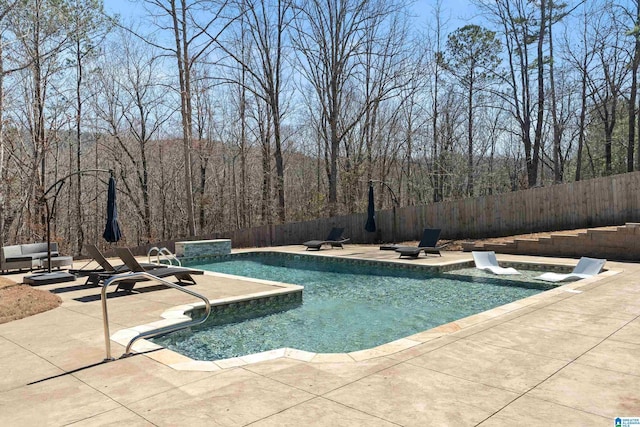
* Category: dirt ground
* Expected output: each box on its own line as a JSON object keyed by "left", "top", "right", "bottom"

{"left": 0, "top": 277, "right": 62, "bottom": 324}
{"left": 0, "top": 228, "right": 592, "bottom": 324}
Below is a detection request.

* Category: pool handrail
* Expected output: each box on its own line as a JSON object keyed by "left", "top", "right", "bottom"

{"left": 101, "top": 271, "right": 211, "bottom": 361}
{"left": 147, "top": 246, "right": 182, "bottom": 266}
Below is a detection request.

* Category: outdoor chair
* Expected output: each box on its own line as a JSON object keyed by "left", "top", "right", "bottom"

{"left": 113, "top": 247, "right": 203, "bottom": 292}
{"left": 395, "top": 228, "right": 448, "bottom": 258}
{"left": 535, "top": 257, "right": 606, "bottom": 282}
{"left": 303, "top": 227, "right": 350, "bottom": 250}
{"left": 472, "top": 251, "right": 520, "bottom": 275}
{"left": 71, "top": 244, "right": 165, "bottom": 286}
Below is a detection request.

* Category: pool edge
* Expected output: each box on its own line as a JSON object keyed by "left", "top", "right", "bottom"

{"left": 111, "top": 263, "right": 619, "bottom": 372}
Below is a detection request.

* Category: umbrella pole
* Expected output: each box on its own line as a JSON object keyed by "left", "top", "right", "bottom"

{"left": 369, "top": 180, "right": 399, "bottom": 245}
{"left": 45, "top": 202, "right": 52, "bottom": 273}
{"left": 392, "top": 205, "right": 396, "bottom": 244}
{"left": 44, "top": 181, "right": 66, "bottom": 274}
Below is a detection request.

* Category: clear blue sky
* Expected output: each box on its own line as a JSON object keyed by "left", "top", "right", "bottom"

{"left": 104, "top": 0, "right": 143, "bottom": 17}
{"left": 413, "top": 0, "right": 480, "bottom": 27}
{"left": 104, "top": 0, "right": 481, "bottom": 31}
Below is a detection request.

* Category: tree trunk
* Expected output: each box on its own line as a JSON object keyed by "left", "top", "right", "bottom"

{"left": 171, "top": 0, "right": 196, "bottom": 237}
{"left": 0, "top": 37, "right": 4, "bottom": 248}
{"left": 548, "top": 0, "right": 562, "bottom": 183}
{"left": 272, "top": 99, "right": 285, "bottom": 223}
{"left": 328, "top": 93, "right": 340, "bottom": 216}
{"left": 576, "top": 57, "right": 588, "bottom": 181}
{"left": 466, "top": 75, "right": 474, "bottom": 196}
{"left": 261, "top": 113, "right": 272, "bottom": 225}
{"left": 630, "top": 2, "right": 640, "bottom": 171}
{"left": 531, "top": 0, "right": 546, "bottom": 188}
{"left": 75, "top": 38, "right": 84, "bottom": 254}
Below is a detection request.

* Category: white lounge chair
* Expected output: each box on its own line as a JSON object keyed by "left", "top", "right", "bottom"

{"left": 535, "top": 257, "right": 606, "bottom": 282}
{"left": 472, "top": 251, "right": 520, "bottom": 275}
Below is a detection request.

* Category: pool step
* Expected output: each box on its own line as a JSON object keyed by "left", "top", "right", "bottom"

{"left": 462, "top": 223, "right": 640, "bottom": 260}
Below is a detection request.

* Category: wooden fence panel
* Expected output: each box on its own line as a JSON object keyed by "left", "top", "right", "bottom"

{"left": 162, "top": 172, "right": 640, "bottom": 248}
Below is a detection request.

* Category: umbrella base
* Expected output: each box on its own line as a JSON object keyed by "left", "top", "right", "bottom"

{"left": 24, "top": 272, "right": 76, "bottom": 286}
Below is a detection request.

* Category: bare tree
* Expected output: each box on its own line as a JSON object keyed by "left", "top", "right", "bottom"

{"left": 547, "top": 1, "right": 571, "bottom": 183}
{"left": 136, "top": 0, "right": 235, "bottom": 237}
{"left": 429, "top": 1, "right": 446, "bottom": 203}
{"left": 617, "top": 0, "right": 640, "bottom": 171}
{"left": 92, "top": 34, "right": 172, "bottom": 242}
{"left": 66, "top": 0, "right": 111, "bottom": 254}
{"left": 359, "top": 7, "right": 413, "bottom": 207}
{"left": 475, "top": 0, "right": 547, "bottom": 188}
{"left": 215, "top": 0, "right": 293, "bottom": 223}
{"left": 562, "top": 2, "right": 600, "bottom": 181}
{"left": 8, "top": 0, "right": 73, "bottom": 238}
{"left": 191, "top": 65, "right": 219, "bottom": 231}
{"left": 292, "top": 0, "right": 408, "bottom": 215}
{"left": 0, "top": 0, "right": 27, "bottom": 249}
{"left": 586, "top": 5, "right": 629, "bottom": 175}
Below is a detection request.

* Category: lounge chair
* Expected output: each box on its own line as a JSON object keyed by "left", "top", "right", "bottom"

{"left": 535, "top": 257, "right": 606, "bottom": 282}
{"left": 395, "top": 228, "right": 447, "bottom": 258}
{"left": 112, "top": 247, "right": 204, "bottom": 292}
{"left": 71, "top": 244, "right": 164, "bottom": 286}
{"left": 472, "top": 251, "right": 520, "bottom": 275}
{"left": 303, "top": 227, "right": 350, "bottom": 250}
{"left": 77, "top": 244, "right": 129, "bottom": 274}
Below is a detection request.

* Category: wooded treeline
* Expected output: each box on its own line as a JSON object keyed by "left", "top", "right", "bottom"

{"left": 1, "top": 0, "right": 639, "bottom": 255}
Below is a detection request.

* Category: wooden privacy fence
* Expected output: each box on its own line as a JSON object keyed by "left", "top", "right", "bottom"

{"left": 131, "top": 171, "right": 640, "bottom": 253}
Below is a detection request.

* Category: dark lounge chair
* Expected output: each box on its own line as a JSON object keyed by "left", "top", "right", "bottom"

{"left": 395, "top": 228, "right": 448, "bottom": 258}
{"left": 113, "top": 247, "right": 203, "bottom": 292}
{"left": 303, "top": 227, "right": 350, "bottom": 250}
{"left": 71, "top": 244, "right": 165, "bottom": 286}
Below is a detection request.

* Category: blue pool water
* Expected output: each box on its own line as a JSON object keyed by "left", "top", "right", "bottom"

{"left": 151, "top": 254, "right": 552, "bottom": 361}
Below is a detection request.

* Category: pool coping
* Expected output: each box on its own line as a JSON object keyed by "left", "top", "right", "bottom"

{"left": 111, "top": 258, "right": 619, "bottom": 372}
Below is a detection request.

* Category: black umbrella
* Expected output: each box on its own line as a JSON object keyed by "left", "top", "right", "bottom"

{"left": 103, "top": 175, "right": 122, "bottom": 243}
{"left": 365, "top": 183, "right": 376, "bottom": 232}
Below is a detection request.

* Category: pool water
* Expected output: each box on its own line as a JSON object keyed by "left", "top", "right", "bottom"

{"left": 152, "top": 254, "right": 553, "bottom": 361}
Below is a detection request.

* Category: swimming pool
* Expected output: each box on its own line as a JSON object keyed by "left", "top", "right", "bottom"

{"left": 152, "top": 253, "right": 554, "bottom": 361}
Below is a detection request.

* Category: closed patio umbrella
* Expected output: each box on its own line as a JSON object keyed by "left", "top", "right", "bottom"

{"left": 365, "top": 183, "right": 376, "bottom": 232}
{"left": 103, "top": 174, "right": 122, "bottom": 243}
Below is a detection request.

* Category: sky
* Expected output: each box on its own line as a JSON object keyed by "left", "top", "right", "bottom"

{"left": 104, "top": 0, "right": 482, "bottom": 32}
{"left": 104, "top": 0, "right": 147, "bottom": 23}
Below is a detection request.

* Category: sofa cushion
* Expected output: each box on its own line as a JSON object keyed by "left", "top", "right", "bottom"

{"left": 2, "top": 245, "right": 22, "bottom": 259}
{"left": 21, "top": 242, "right": 56, "bottom": 254}
{"left": 19, "top": 251, "right": 58, "bottom": 260}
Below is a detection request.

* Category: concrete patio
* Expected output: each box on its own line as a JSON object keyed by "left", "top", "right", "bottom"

{"left": 0, "top": 246, "right": 638, "bottom": 426}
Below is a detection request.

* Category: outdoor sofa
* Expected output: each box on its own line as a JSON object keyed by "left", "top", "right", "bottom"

{"left": 1, "top": 242, "right": 71, "bottom": 273}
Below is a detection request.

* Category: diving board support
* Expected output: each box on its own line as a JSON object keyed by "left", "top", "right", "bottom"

{"left": 101, "top": 271, "right": 211, "bottom": 361}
